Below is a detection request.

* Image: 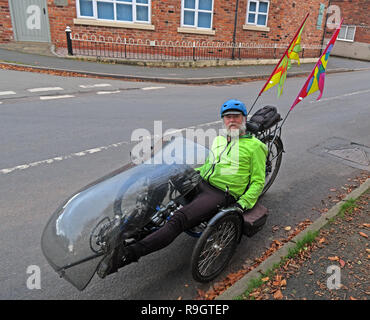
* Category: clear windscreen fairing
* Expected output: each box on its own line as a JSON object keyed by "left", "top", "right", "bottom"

{"left": 41, "top": 137, "right": 211, "bottom": 290}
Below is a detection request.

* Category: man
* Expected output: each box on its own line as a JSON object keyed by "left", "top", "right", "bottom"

{"left": 97, "top": 99, "right": 268, "bottom": 278}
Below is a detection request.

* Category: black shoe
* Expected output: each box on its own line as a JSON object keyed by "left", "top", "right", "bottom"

{"left": 96, "top": 246, "right": 136, "bottom": 279}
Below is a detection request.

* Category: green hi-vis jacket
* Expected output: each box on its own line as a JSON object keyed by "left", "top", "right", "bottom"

{"left": 195, "top": 134, "right": 268, "bottom": 210}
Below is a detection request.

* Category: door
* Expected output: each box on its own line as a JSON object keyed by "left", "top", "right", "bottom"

{"left": 9, "top": 0, "right": 51, "bottom": 42}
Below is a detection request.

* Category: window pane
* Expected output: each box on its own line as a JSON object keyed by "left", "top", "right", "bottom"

{"left": 338, "top": 27, "right": 346, "bottom": 39}
{"left": 79, "top": 0, "right": 93, "bottom": 17}
{"left": 199, "top": 0, "right": 212, "bottom": 11}
{"left": 117, "top": 4, "right": 132, "bottom": 21}
{"left": 136, "top": 5, "right": 149, "bottom": 21}
{"left": 259, "top": 2, "right": 268, "bottom": 13}
{"left": 97, "top": 2, "right": 114, "bottom": 20}
{"left": 184, "top": 10, "right": 195, "bottom": 25}
{"left": 198, "top": 12, "right": 211, "bottom": 28}
{"left": 257, "top": 14, "right": 266, "bottom": 26}
{"left": 116, "top": 0, "right": 132, "bottom": 2}
{"left": 248, "top": 13, "right": 255, "bottom": 23}
{"left": 184, "top": 0, "right": 195, "bottom": 9}
{"left": 136, "top": 0, "right": 148, "bottom": 3}
{"left": 249, "top": 1, "right": 257, "bottom": 12}
{"left": 346, "top": 26, "right": 355, "bottom": 40}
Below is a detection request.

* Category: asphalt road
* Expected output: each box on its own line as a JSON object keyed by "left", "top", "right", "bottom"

{"left": 0, "top": 68, "right": 369, "bottom": 299}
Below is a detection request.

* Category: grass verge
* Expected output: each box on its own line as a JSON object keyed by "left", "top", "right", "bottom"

{"left": 235, "top": 230, "right": 319, "bottom": 300}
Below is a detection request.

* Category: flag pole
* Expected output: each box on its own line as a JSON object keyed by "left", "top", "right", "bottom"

{"left": 247, "top": 94, "right": 260, "bottom": 115}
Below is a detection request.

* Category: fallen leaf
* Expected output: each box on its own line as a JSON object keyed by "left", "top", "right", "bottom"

{"left": 339, "top": 259, "right": 346, "bottom": 268}
{"left": 328, "top": 256, "right": 339, "bottom": 261}
{"left": 359, "top": 232, "right": 368, "bottom": 239}
{"left": 330, "top": 188, "right": 337, "bottom": 192}
{"left": 280, "top": 279, "right": 287, "bottom": 286}
{"left": 349, "top": 296, "right": 357, "bottom": 300}
{"left": 261, "top": 277, "right": 269, "bottom": 282}
{"left": 362, "top": 224, "right": 370, "bottom": 228}
{"left": 249, "top": 291, "right": 261, "bottom": 298}
{"left": 177, "top": 296, "right": 182, "bottom": 300}
{"left": 366, "top": 249, "right": 370, "bottom": 253}
{"left": 273, "top": 290, "right": 283, "bottom": 300}
{"left": 307, "top": 269, "right": 314, "bottom": 275}
{"left": 319, "top": 238, "right": 326, "bottom": 244}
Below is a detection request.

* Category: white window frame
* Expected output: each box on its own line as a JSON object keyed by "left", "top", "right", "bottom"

{"left": 181, "top": 0, "right": 214, "bottom": 30}
{"left": 338, "top": 25, "right": 356, "bottom": 42}
{"left": 76, "top": 0, "right": 151, "bottom": 24}
{"left": 246, "top": 0, "right": 269, "bottom": 27}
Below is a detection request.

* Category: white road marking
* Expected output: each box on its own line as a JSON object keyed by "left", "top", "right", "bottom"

{"left": 40, "top": 95, "right": 75, "bottom": 100}
{"left": 309, "top": 88, "right": 370, "bottom": 104}
{"left": 96, "top": 90, "right": 120, "bottom": 95}
{"left": 28, "top": 87, "right": 64, "bottom": 93}
{"left": 0, "top": 91, "right": 16, "bottom": 96}
{"left": 80, "top": 84, "right": 112, "bottom": 89}
{"left": 141, "top": 87, "right": 166, "bottom": 91}
{"left": 0, "top": 120, "right": 222, "bottom": 175}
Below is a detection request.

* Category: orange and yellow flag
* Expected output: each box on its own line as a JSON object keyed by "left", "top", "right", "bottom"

{"left": 259, "top": 13, "right": 309, "bottom": 97}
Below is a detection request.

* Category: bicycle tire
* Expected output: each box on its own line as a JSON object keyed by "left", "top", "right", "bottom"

{"left": 261, "top": 135, "right": 283, "bottom": 196}
{"left": 191, "top": 214, "right": 241, "bottom": 283}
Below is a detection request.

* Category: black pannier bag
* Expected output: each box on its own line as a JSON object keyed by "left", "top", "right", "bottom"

{"left": 242, "top": 202, "right": 268, "bottom": 237}
{"left": 246, "top": 105, "right": 282, "bottom": 133}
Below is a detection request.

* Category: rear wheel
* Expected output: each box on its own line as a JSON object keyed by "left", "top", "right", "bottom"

{"left": 191, "top": 214, "right": 242, "bottom": 282}
{"left": 261, "top": 135, "right": 283, "bottom": 196}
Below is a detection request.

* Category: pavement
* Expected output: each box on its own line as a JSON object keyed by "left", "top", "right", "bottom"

{"left": 0, "top": 44, "right": 370, "bottom": 84}
{"left": 216, "top": 177, "right": 370, "bottom": 300}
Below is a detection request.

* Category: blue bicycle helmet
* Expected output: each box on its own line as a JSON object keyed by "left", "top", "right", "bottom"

{"left": 220, "top": 99, "right": 247, "bottom": 118}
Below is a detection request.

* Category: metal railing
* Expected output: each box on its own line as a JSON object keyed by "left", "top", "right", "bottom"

{"left": 65, "top": 29, "right": 323, "bottom": 61}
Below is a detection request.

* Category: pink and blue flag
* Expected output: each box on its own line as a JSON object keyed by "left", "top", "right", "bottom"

{"left": 290, "top": 19, "right": 343, "bottom": 110}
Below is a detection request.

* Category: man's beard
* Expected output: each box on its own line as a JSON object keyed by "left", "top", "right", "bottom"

{"left": 222, "top": 121, "right": 247, "bottom": 138}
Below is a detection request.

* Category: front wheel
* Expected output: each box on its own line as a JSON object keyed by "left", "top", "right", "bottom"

{"left": 260, "top": 135, "right": 283, "bottom": 196}
{"left": 191, "top": 214, "right": 242, "bottom": 282}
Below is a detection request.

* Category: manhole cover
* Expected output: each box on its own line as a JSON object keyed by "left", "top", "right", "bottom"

{"left": 309, "top": 137, "right": 370, "bottom": 171}
{"left": 327, "top": 148, "right": 369, "bottom": 166}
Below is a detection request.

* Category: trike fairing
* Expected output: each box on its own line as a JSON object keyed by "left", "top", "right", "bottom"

{"left": 41, "top": 137, "right": 211, "bottom": 290}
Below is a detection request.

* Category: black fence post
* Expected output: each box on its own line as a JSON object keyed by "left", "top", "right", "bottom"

{"left": 65, "top": 26, "right": 73, "bottom": 56}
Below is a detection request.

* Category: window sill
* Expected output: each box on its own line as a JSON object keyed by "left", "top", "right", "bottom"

{"left": 243, "top": 24, "right": 270, "bottom": 32}
{"left": 177, "top": 27, "right": 216, "bottom": 36}
{"left": 337, "top": 38, "right": 354, "bottom": 43}
{"left": 73, "top": 18, "right": 155, "bottom": 30}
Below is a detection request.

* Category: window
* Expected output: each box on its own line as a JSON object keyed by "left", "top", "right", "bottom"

{"left": 77, "top": 0, "right": 151, "bottom": 23}
{"left": 338, "top": 25, "right": 356, "bottom": 42}
{"left": 246, "top": 0, "right": 269, "bottom": 27}
{"left": 182, "top": 0, "right": 214, "bottom": 29}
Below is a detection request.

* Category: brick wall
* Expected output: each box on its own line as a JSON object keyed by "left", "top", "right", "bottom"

{"left": 326, "top": 0, "right": 370, "bottom": 43}
{"left": 1, "top": 0, "right": 329, "bottom": 52}
{"left": 0, "top": 0, "right": 14, "bottom": 42}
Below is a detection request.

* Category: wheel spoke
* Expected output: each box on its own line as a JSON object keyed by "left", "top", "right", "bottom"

{"left": 197, "top": 221, "right": 237, "bottom": 276}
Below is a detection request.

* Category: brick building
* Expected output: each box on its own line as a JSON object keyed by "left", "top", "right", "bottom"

{"left": 325, "top": 0, "right": 370, "bottom": 60}
{"left": 1, "top": 0, "right": 331, "bottom": 58}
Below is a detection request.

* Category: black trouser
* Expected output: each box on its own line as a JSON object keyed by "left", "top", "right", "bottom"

{"left": 129, "top": 180, "right": 235, "bottom": 259}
